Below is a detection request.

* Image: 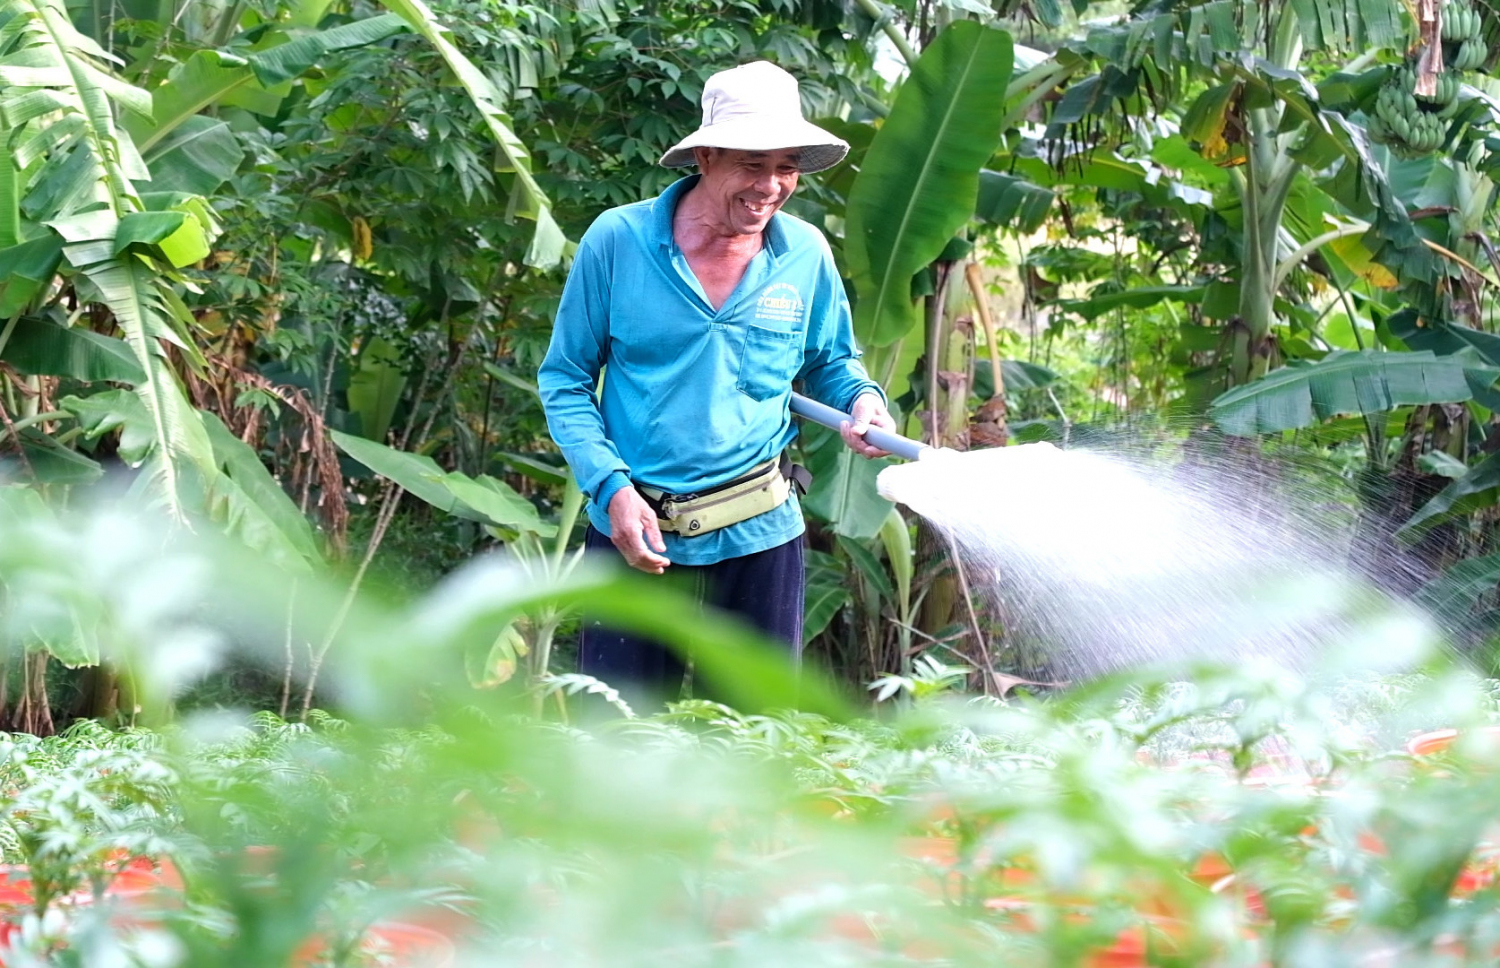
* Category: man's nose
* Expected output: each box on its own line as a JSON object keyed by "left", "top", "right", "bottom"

{"left": 754, "top": 170, "right": 780, "bottom": 195}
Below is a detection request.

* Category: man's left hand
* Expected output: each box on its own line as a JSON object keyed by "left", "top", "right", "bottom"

{"left": 840, "top": 392, "right": 895, "bottom": 459}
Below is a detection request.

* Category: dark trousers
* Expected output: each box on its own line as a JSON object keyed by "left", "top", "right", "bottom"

{"left": 579, "top": 526, "right": 804, "bottom": 708}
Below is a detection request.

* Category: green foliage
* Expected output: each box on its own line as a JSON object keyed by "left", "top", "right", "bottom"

{"left": 1, "top": 317, "right": 144, "bottom": 383}
{"left": 1402, "top": 450, "right": 1500, "bottom": 539}
{"left": 378, "top": 0, "right": 565, "bottom": 268}
{"left": 845, "top": 22, "right": 1014, "bottom": 347}
{"left": 974, "top": 169, "right": 1055, "bottom": 234}
{"left": 1209, "top": 350, "right": 1482, "bottom": 436}
{"left": 800, "top": 423, "right": 894, "bottom": 540}
{"left": 198, "top": 412, "right": 323, "bottom": 570}
{"left": 5, "top": 492, "right": 1500, "bottom": 964}
{"left": 344, "top": 336, "right": 406, "bottom": 444}
{"left": 332, "top": 429, "right": 552, "bottom": 537}
{"left": 2, "top": 0, "right": 1498, "bottom": 696}
{"left": 0, "top": 0, "right": 215, "bottom": 516}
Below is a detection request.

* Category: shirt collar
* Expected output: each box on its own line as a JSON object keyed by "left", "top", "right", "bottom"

{"left": 650, "top": 174, "right": 789, "bottom": 260}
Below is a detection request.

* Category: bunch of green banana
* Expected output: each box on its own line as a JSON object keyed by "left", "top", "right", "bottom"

{"left": 1392, "top": 65, "right": 1458, "bottom": 108}
{"left": 1442, "top": 0, "right": 1485, "bottom": 44}
{"left": 1373, "top": 74, "right": 1450, "bottom": 152}
{"left": 1452, "top": 35, "right": 1488, "bottom": 70}
{"left": 1443, "top": 0, "right": 1490, "bottom": 71}
{"left": 1408, "top": 68, "right": 1460, "bottom": 106}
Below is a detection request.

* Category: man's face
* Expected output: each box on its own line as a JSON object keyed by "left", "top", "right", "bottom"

{"left": 694, "top": 147, "right": 801, "bottom": 236}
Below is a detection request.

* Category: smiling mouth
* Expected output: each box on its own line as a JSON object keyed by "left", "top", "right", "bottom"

{"left": 739, "top": 198, "right": 774, "bottom": 218}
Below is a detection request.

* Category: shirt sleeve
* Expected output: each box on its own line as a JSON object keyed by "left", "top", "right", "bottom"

{"left": 538, "top": 219, "right": 633, "bottom": 511}
{"left": 797, "top": 235, "right": 885, "bottom": 414}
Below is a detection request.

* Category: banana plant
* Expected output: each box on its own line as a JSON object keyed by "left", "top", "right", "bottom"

{"left": 0, "top": 0, "right": 558, "bottom": 553}
{"left": 1041, "top": 0, "right": 1500, "bottom": 393}
{"left": 804, "top": 19, "right": 1032, "bottom": 543}
{"left": 844, "top": 21, "right": 1014, "bottom": 353}
{"left": 0, "top": 0, "right": 217, "bottom": 514}
{"left": 0, "top": 0, "right": 343, "bottom": 573}
{"left": 803, "top": 506, "right": 920, "bottom": 685}
{"left": 330, "top": 429, "right": 582, "bottom": 694}
{"left": 121, "top": 12, "right": 412, "bottom": 163}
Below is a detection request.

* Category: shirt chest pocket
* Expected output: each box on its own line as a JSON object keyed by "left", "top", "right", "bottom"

{"left": 736, "top": 325, "right": 802, "bottom": 402}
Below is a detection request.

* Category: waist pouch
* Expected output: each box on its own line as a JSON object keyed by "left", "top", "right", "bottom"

{"left": 637, "top": 455, "right": 812, "bottom": 537}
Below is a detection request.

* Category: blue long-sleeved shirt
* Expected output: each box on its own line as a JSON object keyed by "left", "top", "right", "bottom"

{"left": 538, "top": 175, "right": 882, "bottom": 566}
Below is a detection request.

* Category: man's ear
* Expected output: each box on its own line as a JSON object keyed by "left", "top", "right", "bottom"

{"left": 693, "top": 146, "right": 718, "bottom": 169}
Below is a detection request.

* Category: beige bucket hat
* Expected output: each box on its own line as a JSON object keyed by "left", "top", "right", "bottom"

{"left": 659, "top": 61, "right": 850, "bottom": 173}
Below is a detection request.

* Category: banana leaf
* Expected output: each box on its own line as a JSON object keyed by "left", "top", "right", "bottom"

{"left": 1288, "top": 0, "right": 1403, "bottom": 51}
{"left": 443, "top": 473, "right": 554, "bottom": 538}
{"left": 2, "top": 0, "right": 219, "bottom": 519}
{"left": 1010, "top": 153, "right": 1155, "bottom": 193}
{"left": 246, "top": 13, "right": 408, "bottom": 87}
{"left": 0, "top": 234, "right": 63, "bottom": 317}
{"left": 1060, "top": 285, "right": 1206, "bottom": 321}
{"left": 878, "top": 506, "right": 913, "bottom": 624}
{"left": 482, "top": 361, "right": 540, "bottom": 399}
{"left": 496, "top": 452, "right": 567, "bottom": 486}
{"left": 61, "top": 388, "right": 161, "bottom": 464}
{"left": 845, "top": 22, "right": 1014, "bottom": 347}
{"left": 0, "top": 428, "right": 102, "bottom": 485}
{"left": 974, "top": 170, "right": 1054, "bottom": 234}
{"left": 114, "top": 209, "right": 209, "bottom": 266}
{"left": 1401, "top": 452, "right": 1500, "bottom": 538}
{"left": 837, "top": 535, "right": 894, "bottom": 603}
{"left": 332, "top": 430, "right": 553, "bottom": 537}
{"left": 1389, "top": 312, "right": 1500, "bottom": 409}
{"left": 122, "top": 49, "right": 252, "bottom": 152}
{"left": 0, "top": 142, "right": 18, "bottom": 250}
{"left": 346, "top": 336, "right": 406, "bottom": 443}
{"left": 197, "top": 413, "right": 322, "bottom": 569}
{"left": 801, "top": 424, "right": 895, "bottom": 541}
{"left": 1, "top": 316, "right": 144, "bottom": 382}
{"left": 1419, "top": 553, "right": 1500, "bottom": 625}
{"left": 140, "top": 115, "right": 243, "bottom": 195}
{"left": 804, "top": 548, "right": 850, "bottom": 642}
{"left": 125, "top": 17, "right": 411, "bottom": 150}
{"left": 973, "top": 359, "right": 1061, "bottom": 398}
{"left": 1209, "top": 350, "right": 1479, "bottom": 436}
{"left": 332, "top": 429, "right": 465, "bottom": 514}
{"left": 78, "top": 257, "right": 217, "bottom": 495}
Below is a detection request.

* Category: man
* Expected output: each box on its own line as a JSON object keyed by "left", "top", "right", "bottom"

{"left": 538, "top": 60, "right": 895, "bottom": 703}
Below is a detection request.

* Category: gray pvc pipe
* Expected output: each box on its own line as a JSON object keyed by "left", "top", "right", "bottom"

{"left": 789, "top": 392, "right": 930, "bottom": 462}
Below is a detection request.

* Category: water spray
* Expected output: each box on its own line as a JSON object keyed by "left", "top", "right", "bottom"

{"left": 794, "top": 397, "right": 1444, "bottom": 684}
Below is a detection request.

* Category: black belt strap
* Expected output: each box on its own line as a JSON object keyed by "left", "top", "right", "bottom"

{"left": 779, "top": 452, "right": 812, "bottom": 496}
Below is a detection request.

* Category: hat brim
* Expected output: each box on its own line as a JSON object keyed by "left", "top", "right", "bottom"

{"left": 659, "top": 117, "right": 849, "bottom": 173}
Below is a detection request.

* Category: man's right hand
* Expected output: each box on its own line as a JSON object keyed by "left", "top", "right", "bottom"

{"left": 607, "top": 487, "right": 671, "bottom": 574}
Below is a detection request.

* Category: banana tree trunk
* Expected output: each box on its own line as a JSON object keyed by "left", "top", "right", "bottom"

{"left": 916, "top": 263, "right": 987, "bottom": 671}
{"left": 1230, "top": 11, "right": 1304, "bottom": 388}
